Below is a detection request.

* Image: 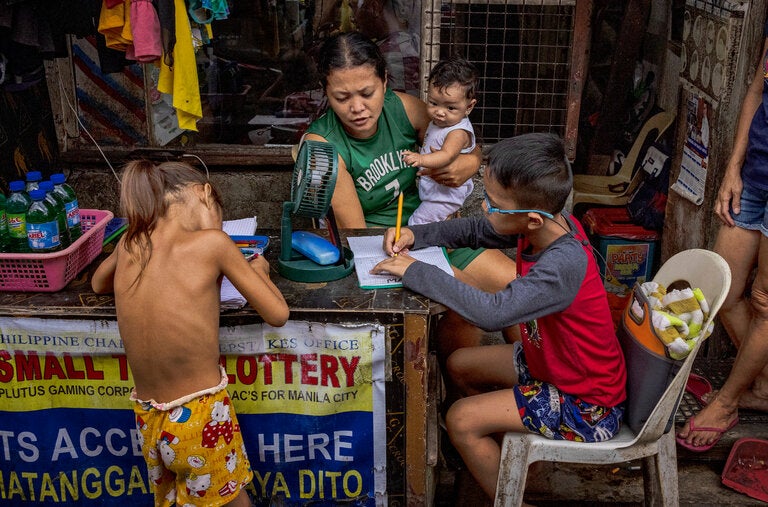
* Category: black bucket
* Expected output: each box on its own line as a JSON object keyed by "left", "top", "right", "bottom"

{"left": 617, "top": 286, "right": 682, "bottom": 434}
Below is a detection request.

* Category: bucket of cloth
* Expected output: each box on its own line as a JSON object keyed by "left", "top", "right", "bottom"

{"left": 617, "top": 283, "right": 681, "bottom": 434}
{"left": 617, "top": 280, "right": 711, "bottom": 433}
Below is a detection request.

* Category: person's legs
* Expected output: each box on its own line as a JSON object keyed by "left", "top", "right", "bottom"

{"left": 713, "top": 224, "right": 760, "bottom": 348}
{"left": 439, "top": 248, "right": 519, "bottom": 358}
{"left": 437, "top": 249, "right": 519, "bottom": 412}
{"left": 461, "top": 248, "right": 518, "bottom": 293}
{"left": 446, "top": 389, "right": 526, "bottom": 499}
{"left": 225, "top": 490, "right": 252, "bottom": 507}
{"left": 446, "top": 343, "right": 517, "bottom": 396}
{"left": 679, "top": 232, "right": 768, "bottom": 447}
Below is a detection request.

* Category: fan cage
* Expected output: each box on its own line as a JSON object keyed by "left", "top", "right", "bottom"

{"left": 292, "top": 141, "right": 338, "bottom": 218}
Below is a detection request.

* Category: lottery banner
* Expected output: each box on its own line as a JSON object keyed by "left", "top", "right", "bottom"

{"left": 0, "top": 318, "right": 387, "bottom": 506}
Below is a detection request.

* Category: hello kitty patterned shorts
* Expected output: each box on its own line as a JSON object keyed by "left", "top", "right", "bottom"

{"left": 131, "top": 367, "right": 253, "bottom": 507}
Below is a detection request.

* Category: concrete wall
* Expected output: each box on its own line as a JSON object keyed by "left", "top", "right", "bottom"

{"left": 65, "top": 163, "right": 488, "bottom": 229}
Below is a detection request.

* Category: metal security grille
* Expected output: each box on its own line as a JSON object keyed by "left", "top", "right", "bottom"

{"left": 423, "top": 0, "right": 582, "bottom": 152}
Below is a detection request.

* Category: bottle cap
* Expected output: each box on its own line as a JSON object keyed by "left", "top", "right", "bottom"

{"left": 29, "top": 189, "right": 46, "bottom": 201}
{"left": 50, "top": 173, "right": 66, "bottom": 184}
{"left": 9, "top": 181, "right": 25, "bottom": 192}
{"left": 39, "top": 181, "right": 54, "bottom": 192}
{"left": 26, "top": 171, "right": 42, "bottom": 182}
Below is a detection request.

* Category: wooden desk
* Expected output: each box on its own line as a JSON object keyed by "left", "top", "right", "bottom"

{"left": 0, "top": 231, "right": 444, "bottom": 507}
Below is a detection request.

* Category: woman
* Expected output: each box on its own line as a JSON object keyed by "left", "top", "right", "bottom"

{"left": 677, "top": 21, "right": 768, "bottom": 451}
{"left": 303, "top": 32, "right": 517, "bottom": 365}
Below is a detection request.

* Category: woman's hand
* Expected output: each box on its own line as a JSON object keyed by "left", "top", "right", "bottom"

{"left": 715, "top": 165, "right": 743, "bottom": 227}
{"left": 371, "top": 253, "right": 417, "bottom": 278}
{"left": 417, "top": 144, "right": 481, "bottom": 187}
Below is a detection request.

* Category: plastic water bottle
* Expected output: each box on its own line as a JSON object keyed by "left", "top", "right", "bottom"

{"left": 0, "top": 190, "right": 8, "bottom": 252}
{"left": 40, "top": 180, "right": 70, "bottom": 249}
{"left": 6, "top": 180, "right": 31, "bottom": 253}
{"left": 50, "top": 173, "right": 82, "bottom": 241}
{"left": 26, "top": 189, "right": 61, "bottom": 253}
{"left": 25, "top": 171, "right": 42, "bottom": 193}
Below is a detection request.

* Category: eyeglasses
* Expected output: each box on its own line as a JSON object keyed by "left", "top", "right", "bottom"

{"left": 483, "top": 191, "right": 554, "bottom": 219}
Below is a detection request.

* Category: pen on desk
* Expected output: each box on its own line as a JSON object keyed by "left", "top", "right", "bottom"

{"left": 242, "top": 247, "right": 263, "bottom": 261}
{"left": 394, "top": 192, "right": 404, "bottom": 256}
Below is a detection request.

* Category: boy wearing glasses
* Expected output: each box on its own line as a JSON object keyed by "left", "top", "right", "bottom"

{"left": 372, "top": 133, "right": 626, "bottom": 500}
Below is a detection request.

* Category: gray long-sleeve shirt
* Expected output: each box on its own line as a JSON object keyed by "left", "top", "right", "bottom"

{"left": 402, "top": 215, "right": 588, "bottom": 331}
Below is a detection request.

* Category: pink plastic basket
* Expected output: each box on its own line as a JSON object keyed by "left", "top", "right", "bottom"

{"left": 0, "top": 209, "right": 114, "bottom": 292}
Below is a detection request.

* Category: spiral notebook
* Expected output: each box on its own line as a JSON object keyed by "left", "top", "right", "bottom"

{"left": 347, "top": 235, "right": 453, "bottom": 289}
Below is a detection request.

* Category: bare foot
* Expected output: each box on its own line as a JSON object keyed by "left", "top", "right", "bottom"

{"left": 701, "top": 389, "right": 718, "bottom": 405}
{"left": 677, "top": 397, "right": 738, "bottom": 448}
{"left": 739, "top": 388, "right": 768, "bottom": 411}
{"left": 701, "top": 386, "right": 768, "bottom": 411}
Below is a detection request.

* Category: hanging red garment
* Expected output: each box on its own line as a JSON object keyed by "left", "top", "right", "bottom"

{"left": 130, "top": 0, "right": 162, "bottom": 63}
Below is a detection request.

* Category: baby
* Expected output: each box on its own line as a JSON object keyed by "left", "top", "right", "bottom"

{"left": 402, "top": 56, "right": 478, "bottom": 225}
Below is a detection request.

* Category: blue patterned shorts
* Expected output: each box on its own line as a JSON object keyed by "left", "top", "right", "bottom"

{"left": 512, "top": 342, "right": 624, "bottom": 442}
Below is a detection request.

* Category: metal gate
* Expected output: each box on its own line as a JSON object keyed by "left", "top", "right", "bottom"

{"left": 422, "top": 0, "right": 590, "bottom": 158}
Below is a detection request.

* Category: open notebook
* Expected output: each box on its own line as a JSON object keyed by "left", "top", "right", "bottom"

{"left": 347, "top": 235, "right": 453, "bottom": 289}
{"left": 220, "top": 217, "right": 257, "bottom": 310}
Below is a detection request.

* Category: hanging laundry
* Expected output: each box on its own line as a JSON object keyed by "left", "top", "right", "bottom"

{"left": 130, "top": 0, "right": 162, "bottom": 62}
{"left": 158, "top": 0, "right": 202, "bottom": 131}
{"left": 155, "top": 0, "right": 177, "bottom": 67}
{"left": 98, "top": 0, "right": 134, "bottom": 55}
{"left": 188, "top": 0, "right": 230, "bottom": 23}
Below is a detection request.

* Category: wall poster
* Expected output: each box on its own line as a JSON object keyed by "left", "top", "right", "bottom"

{"left": 0, "top": 318, "right": 387, "bottom": 506}
{"left": 672, "top": 93, "right": 711, "bottom": 205}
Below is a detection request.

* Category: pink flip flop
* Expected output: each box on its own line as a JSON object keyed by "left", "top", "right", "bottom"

{"left": 685, "top": 373, "right": 713, "bottom": 407}
{"left": 676, "top": 415, "right": 739, "bottom": 452}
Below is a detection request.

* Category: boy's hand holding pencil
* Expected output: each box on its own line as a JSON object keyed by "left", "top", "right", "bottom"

{"left": 373, "top": 192, "right": 417, "bottom": 277}
{"left": 382, "top": 225, "right": 414, "bottom": 257}
{"left": 374, "top": 223, "right": 417, "bottom": 277}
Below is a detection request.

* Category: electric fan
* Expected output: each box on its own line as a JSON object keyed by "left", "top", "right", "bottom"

{"left": 278, "top": 140, "right": 355, "bottom": 282}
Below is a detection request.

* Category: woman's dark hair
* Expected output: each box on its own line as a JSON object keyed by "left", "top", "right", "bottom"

{"left": 429, "top": 57, "right": 478, "bottom": 101}
{"left": 317, "top": 32, "right": 388, "bottom": 88}
{"left": 486, "top": 133, "right": 572, "bottom": 214}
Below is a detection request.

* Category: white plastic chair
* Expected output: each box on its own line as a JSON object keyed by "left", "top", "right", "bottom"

{"left": 571, "top": 111, "right": 675, "bottom": 210}
{"left": 494, "top": 249, "right": 732, "bottom": 507}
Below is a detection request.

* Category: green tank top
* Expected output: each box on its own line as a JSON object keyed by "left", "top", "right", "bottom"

{"left": 306, "top": 88, "right": 420, "bottom": 227}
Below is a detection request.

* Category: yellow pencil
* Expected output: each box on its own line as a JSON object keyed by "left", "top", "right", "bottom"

{"left": 394, "top": 192, "right": 404, "bottom": 256}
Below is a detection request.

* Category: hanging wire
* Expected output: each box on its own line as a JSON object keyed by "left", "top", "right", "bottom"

{"left": 181, "top": 153, "right": 210, "bottom": 179}
{"left": 57, "top": 69, "right": 213, "bottom": 183}
{"left": 56, "top": 71, "right": 121, "bottom": 185}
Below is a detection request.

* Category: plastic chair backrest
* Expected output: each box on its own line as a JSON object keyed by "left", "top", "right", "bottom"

{"left": 631, "top": 249, "right": 731, "bottom": 441}
{"left": 609, "top": 111, "right": 676, "bottom": 184}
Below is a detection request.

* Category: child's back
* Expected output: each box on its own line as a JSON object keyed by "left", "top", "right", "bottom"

{"left": 93, "top": 160, "right": 289, "bottom": 404}
{"left": 92, "top": 160, "right": 288, "bottom": 506}
{"left": 113, "top": 225, "right": 247, "bottom": 402}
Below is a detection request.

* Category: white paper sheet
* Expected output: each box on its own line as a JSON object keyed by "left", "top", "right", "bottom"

{"left": 220, "top": 217, "right": 258, "bottom": 310}
{"left": 346, "top": 235, "right": 453, "bottom": 289}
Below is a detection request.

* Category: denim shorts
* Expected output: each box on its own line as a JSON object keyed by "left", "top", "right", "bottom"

{"left": 731, "top": 181, "right": 768, "bottom": 237}
{"left": 511, "top": 341, "right": 624, "bottom": 442}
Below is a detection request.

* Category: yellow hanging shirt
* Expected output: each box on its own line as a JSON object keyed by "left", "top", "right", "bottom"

{"left": 158, "top": 0, "right": 202, "bottom": 131}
